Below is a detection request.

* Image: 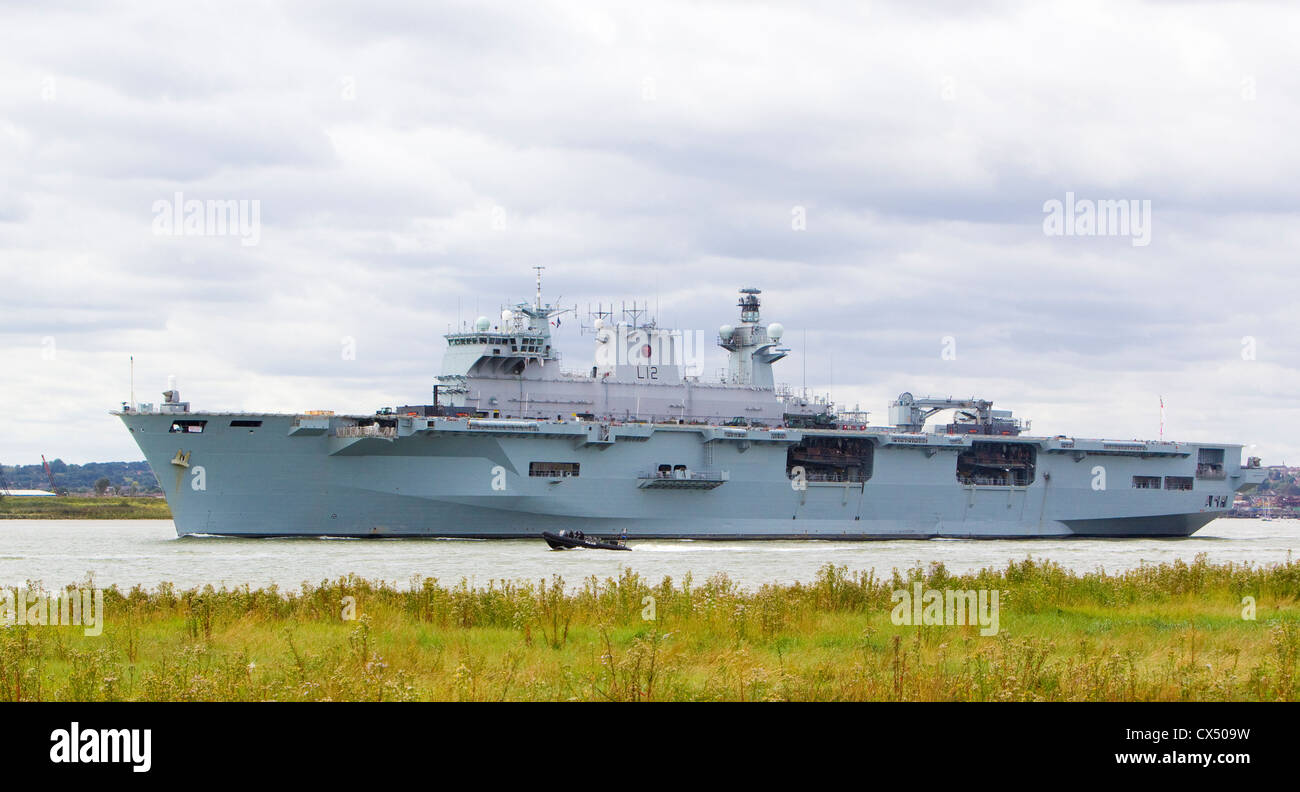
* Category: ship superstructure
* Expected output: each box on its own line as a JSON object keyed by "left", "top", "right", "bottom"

{"left": 116, "top": 282, "right": 1265, "bottom": 539}
{"left": 434, "top": 282, "right": 824, "bottom": 427}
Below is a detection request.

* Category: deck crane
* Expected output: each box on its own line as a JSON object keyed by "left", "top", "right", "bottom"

{"left": 887, "top": 393, "right": 1024, "bottom": 435}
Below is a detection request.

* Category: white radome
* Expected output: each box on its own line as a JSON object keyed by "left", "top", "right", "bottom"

{"left": 593, "top": 318, "right": 606, "bottom": 330}
{"left": 474, "top": 316, "right": 491, "bottom": 331}
{"left": 768, "top": 322, "right": 784, "bottom": 340}
{"left": 501, "top": 310, "right": 514, "bottom": 323}
{"left": 719, "top": 324, "right": 734, "bottom": 338}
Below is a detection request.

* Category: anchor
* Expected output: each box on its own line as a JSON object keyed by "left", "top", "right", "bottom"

{"left": 171, "top": 449, "right": 191, "bottom": 493}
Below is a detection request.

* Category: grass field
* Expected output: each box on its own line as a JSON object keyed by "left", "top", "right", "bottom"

{"left": 0, "top": 495, "right": 171, "bottom": 520}
{"left": 2, "top": 555, "right": 1298, "bottom": 701}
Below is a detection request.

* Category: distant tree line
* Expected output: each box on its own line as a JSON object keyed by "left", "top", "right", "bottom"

{"left": 1260, "top": 470, "right": 1300, "bottom": 497}
{"left": 0, "top": 460, "right": 161, "bottom": 495}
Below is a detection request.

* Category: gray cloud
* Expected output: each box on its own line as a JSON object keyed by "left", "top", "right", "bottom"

{"left": 0, "top": 0, "right": 1297, "bottom": 465}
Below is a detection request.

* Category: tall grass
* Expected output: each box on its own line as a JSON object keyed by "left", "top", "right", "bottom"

{"left": 0, "top": 496, "right": 171, "bottom": 520}
{"left": 1, "top": 554, "right": 1297, "bottom": 701}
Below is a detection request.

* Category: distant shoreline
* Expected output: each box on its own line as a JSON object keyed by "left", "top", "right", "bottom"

{"left": 0, "top": 495, "right": 171, "bottom": 520}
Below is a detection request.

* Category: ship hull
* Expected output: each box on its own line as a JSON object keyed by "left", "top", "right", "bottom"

{"left": 119, "top": 412, "right": 1257, "bottom": 540}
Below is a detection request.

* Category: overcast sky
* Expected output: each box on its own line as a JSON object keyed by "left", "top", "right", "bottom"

{"left": 1, "top": 0, "right": 1297, "bottom": 466}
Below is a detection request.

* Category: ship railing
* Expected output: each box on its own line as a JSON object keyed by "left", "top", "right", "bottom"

{"left": 467, "top": 420, "right": 542, "bottom": 431}
{"left": 639, "top": 469, "right": 730, "bottom": 482}
{"left": 802, "top": 472, "right": 868, "bottom": 483}
{"left": 335, "top": 424, "right": 397, "bottom": 439}
{"left": 961, "top": 455, "right": 1035, "bottom": 467}
{"left": 959, "top": 474, "right": 1031, "bottom": 486}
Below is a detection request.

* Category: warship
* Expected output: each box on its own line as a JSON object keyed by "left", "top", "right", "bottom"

{"left": 116, "top": 276, "right": 1265, "bottom": 538}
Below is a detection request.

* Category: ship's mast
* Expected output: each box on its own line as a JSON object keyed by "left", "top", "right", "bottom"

{"left": 719, "top": 288, "right": 786, "bottom": 388}
{"left": 534, "top": 265, "right": 544, "bottom": 310}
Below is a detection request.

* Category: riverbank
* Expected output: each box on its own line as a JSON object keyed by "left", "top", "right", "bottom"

{"left": 3, "top": 557, "right": 1297, "bottom": 701}
{"left": 0, "top": 496, "right": 171, "bottom": 520}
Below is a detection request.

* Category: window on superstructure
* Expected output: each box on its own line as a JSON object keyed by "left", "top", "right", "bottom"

{"left": 1132, "top": 475, "right": 1161, "bottom": 489}
{"left": 956, "top": 442, "right": 1035, "bottom": 486}
{"left": 1196, "top": 448, "right": 1226, "bottom": 479}
{"left": 1164, "top": 476, "right": 1194, "bottom": 491}
{"left": 168, "top": 420, "right": 207, "bottom": 433}
{"left": 785, "top": 437, "right": 874, "bottom": 483}
{"left": 529, "top": 462, "right": 580, "bottom": 478}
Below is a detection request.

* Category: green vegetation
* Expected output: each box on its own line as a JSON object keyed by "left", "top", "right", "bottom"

{"left": 0, "top": 495, "right": 171, "bottom": 520}
{"left": 1259, "top": 467, "right": 1300, "bottom": 495}
{"left": 0, "top": 460, "right": 160, "bottom": 495}
{"left": 3, "top": 555, "right": 1298, "bottom": 701}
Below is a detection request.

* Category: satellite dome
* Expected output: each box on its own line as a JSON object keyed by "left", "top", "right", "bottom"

{"left": 767, "top": 322, "right": 784, "bottom": 340}
{"left": 719, "top": 324, "right": 734, "bottom": 338}
{"left": 474, "top": 316, "right": 491, "bottom": 331}
{"left": 501, "top": 309, "right": 514, "bottom": 323}
{"left": 593, "top": 318, "right": 606, "bottom": 330}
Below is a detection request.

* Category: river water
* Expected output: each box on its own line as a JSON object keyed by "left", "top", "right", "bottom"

{"left": 1, "top": 518, "right": 1296, "bottom": 592}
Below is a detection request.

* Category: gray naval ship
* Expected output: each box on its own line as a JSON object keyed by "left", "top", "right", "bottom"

{"left": 116, "top": 280, "right": 1265, "bottom": 539}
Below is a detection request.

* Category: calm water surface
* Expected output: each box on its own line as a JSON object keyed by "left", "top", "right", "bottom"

{"left": 1, "top": 518, "right": 1295, "bottom": 592}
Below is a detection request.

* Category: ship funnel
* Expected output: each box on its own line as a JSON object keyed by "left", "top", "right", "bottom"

{"left": 162, "top": 374, "right": 181, "bottom": 406}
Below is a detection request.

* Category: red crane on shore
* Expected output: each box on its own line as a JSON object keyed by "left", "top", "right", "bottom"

{"left": 41, "top": 454, "right": 61, "bottom": 495}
